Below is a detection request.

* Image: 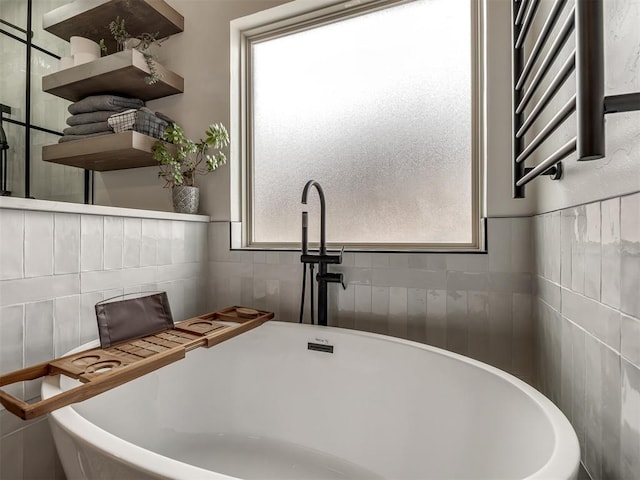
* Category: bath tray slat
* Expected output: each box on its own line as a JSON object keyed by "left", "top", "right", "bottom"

{"left": 0, "top": 306, "right": 273, "bottom": 420}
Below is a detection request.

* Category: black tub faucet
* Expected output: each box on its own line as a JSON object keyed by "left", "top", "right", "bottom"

{"left": 300, "top": 180, "right": 344, "bottom": 326}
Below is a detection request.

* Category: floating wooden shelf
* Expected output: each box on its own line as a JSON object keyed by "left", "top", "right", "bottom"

{"left": 43, "top": 0, "right": 184, "bottom": 53}
{"left": 42, "top": 49, "right": 183, "bottom": 102}
{"left": 0, "top": 306, "right": 274, "bottom": 420}
{"left": 43, "top": 131, "right": 171, "bottom": 171}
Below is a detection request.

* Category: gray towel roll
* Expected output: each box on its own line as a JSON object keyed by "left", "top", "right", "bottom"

{"left": 68, "top": 95, "right": 144, "bottom": 115}
{"left": 63, "top": 122, "right": 113, "bottom": 135}
{"left": 58, "top": 132, "right": 113, "bottom": 143}
{"left": 67, "top": 111, "right": 116, "bottom": 126}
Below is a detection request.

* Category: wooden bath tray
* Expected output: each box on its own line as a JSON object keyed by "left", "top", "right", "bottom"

{"left": 0, "top": 306, "right": 272, "bottom": 420}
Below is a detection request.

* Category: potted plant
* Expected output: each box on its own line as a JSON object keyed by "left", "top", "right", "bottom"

{"left": 103, "top": 16, "right": 167, "bottom": 84}
{"left": 152, "top": 123, "right": 230, "bottom": 214}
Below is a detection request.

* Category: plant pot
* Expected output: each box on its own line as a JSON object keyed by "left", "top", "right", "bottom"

{"left": 172, "top": 186, "right": 199, "bottom": 214}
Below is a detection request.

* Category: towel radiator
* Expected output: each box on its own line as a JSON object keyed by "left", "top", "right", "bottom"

{"left": 511, "top": 0, "right": 640, "bottom": 198}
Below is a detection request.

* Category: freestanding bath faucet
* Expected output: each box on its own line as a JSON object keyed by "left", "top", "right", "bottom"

{"left": 300, "top": 180, "right": 344, "bottom": 326}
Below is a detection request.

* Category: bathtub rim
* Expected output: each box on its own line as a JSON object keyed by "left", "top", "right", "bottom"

{"left": 43, "top": 321, "right": 580, "bottom": 480}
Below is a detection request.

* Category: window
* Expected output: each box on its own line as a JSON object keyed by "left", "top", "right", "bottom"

{"left": 235, "top": 0, "right": 482, "bottom": 250}
{"left": 1, "top": 0, "right": 87, "bottom": 203}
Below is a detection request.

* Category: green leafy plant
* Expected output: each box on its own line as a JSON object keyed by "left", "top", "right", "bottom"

{"left": 105, "top": 16, "right": 167, "bottom": 84}
{"left": 153, "top": 123, "right": 230, "bottom": 188}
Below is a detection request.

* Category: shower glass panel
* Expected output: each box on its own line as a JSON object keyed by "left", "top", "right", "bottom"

{"left": 31, "top": 0, "right": 71, "bottom": 57}
{"left": 30, "top": 49, "right": 69, "bottom": 130}
{"left": 0, "top": 35, "right": 27, "bottom": 123}
{"left": 30, "top": 129, "right": 83, "bottom": 203}
{"left": 1, "top": 122, "right": 26, "bottom": 198}
{"left": 1, "top": 0, "right": 86, "bottom": 203}
{"left": 250, "top": 0, "right": 474, "bottom": 246}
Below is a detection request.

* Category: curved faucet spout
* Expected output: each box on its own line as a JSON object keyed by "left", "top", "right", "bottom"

{"left": 301, "top": 180, "right": 327, "bottom": 255}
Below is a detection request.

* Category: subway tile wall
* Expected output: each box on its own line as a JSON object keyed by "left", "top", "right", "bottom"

{"left": 0, "top": 208, "right": 209, "bottom": 479}
{"left": 534, "top": 192, "right": 640, "bottom": 480}
{"left": 208, "top": 217, "right": 535, "bottom": 383}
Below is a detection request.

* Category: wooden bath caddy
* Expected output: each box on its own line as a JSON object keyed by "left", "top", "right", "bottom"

{"left": 0, "top": 306, "right": 272, "bottom": 420}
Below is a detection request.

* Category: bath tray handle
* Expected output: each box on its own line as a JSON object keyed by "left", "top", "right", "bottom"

{"left": 0, "top": 306, "right": 273, "bottom": 420}
{"left": 0, "top": 348, "right": 184, "bottom": 420}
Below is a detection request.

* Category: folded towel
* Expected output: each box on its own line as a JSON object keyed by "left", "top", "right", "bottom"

{"left": 68, "top": 95, "right": 144, "bottom": 115}
{"left": 155, "top": 111, "right": 175, "bottom": 125}
{"left": 67, "top": 111, "right": 117, "bottom": 126}
{"left": 58, "top": 131, "right": 113, "bottom": 143}
{"left": 63, "top": 122, "right": 113, "bottom": 136}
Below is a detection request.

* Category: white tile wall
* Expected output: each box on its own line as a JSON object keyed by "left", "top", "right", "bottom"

{"left": 54, "top": 213, "right": 80, "bottom": 275}
{"left": 535, "top": 192, "right": 640, "bottom": 480}
{"left": 0, "top": 207, "right": 209, "bottom": 480}
{"left": 24, "top": 211, "right": 53, "bottom": 278}
{"left": 0, "top": 209, "right": 24, "bottom": 281}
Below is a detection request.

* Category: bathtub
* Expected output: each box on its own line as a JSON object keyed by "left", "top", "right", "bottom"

{"left": 43, "top": 321, "right": 579, "bottom": 480}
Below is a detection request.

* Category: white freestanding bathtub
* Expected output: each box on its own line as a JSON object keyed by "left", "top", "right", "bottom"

{"left": 43, "top": 321, "right": 579, "bottom": 480}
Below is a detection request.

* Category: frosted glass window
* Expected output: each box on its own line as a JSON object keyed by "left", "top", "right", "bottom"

{"left": 249, "top": 0, "right": 476, "bottom": 247}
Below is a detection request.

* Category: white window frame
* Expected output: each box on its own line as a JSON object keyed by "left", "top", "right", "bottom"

{"left": 230, "top": 0, "right": 485, "bottom": 251}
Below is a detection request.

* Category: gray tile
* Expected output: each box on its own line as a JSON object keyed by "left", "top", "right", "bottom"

{"left": 54, "top": 212, "right": 80, "bottom": 275}
{"left": 511, "top": 217, "right": 532, "bottom": 274}
{"left": 80, "top": 215, "right": 104, "bottom": 272}
{"left": 488, "top": 272, "right": 532, "bottom": 293}
{"left": 387, "top": 287, "right": 407, "bottom": 339}
{"left": 488, "top": 292, "right": 513, "bottom": 372}
{"left": 560, "top": 316, "right": 574, "bottom": 420}
{"left": 584, "top": 202, "right": 601, "bottom": 301}
{"left": 354, "top": 284, "right": 372, "bottom": 332}
{"left": 488, "top": 217, "right": 511, "bottom": 272}
{"left": 572, "top": 322, "right": 587, "bottom": 463}
{"left": 620, "top": 193, "right": 640, "bottom": 318}
{"left": 0, "top": 304, "right": 24, "bottom": 400}
{"left": 601, "top": 197, "right": 621, "bottom": 309}
{"left": 140, "top": 218, "right": 159, "bottom": 266}
{"left": 446, "top": 271, "right": 488, "bottom": 291}
{"left": 123, "top": 217, "right": 142, "bottom": 268}
{"left": 22, "top": 418, "right": 59, "bottom": 479}
{"left": 561, "top": 209, "right": 574, "bottom": 288}
{"left": 548, "top": 212, "right": 562, "bottom": 283}
{"left": 601, "top": 344, "right": 622, "bottom": 479}
{"left": 24, "top": 211, "right": 54, "bottom": 278}
{"left": 512, "top": 292, "right": 533, "bottom": 382}
{"left": 446, "top": 290, "right": 468, "bottom": 356}
{"left": 621, "top": 314, "right": 640, "bottom": 369}
{"left": 53, "top": 295, "right": 80, "bottom": 357}
{"left": 0, "top": 429, "right": 24, "bottom": 480}
{"left": 584, "top": 334, "right": 603, "bottom": 478}
{"left": 370, "top": 286, "right": 389, "bottom": 335}
{"left": 535, "top": 274, "right": 561, "bottom": 310}
{"left": 0, "top": 209, "right": 24, "bottom": 281}
{"left": 572, "top": 206, "right": 587, "bottom": 295}
{"left": 467, "top": 290, "right": 490, "bottom": 365}
{"left": 621, "top": 360, "right": 640, "bottom": 479}
{"left": 426, "top": 289, "right": 447, "bottom": 349}
{"left": 562, "top": 288, "right": 620, "bottom": 352}
{"left": 406, "top": 288, "right": 426, "bottom": 343}
{"left": 336, "top": 283, "right": 355, "bottom": 330}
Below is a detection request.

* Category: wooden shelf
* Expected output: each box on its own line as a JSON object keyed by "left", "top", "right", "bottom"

{"left": 43, "top": 0, "right": 184, "bottom": 53}
{"left": 43, "top": 131, "right": 169, "bottom": 171}
{"left": 42, "top": 49, "right": 183, "bottom": 102}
